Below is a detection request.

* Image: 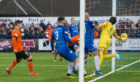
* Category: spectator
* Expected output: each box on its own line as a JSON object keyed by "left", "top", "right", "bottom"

{"left": 136, "top": 20, "right": 140, "bottom": 33}
{"left": 52, "top": 23, "right": 58, "bottom": 29}
{"left": 9, "top": 24, "right": 14, "bottom": 30}
{"left": 136, "top": 20, "right": 140, "bottom": 27}
{"left": 24, "top": 25, "right": 30, "bottom": 39}
{"left": 30, "top": 26, "right": 36, "bottom": 36}
{"left": 116, "top": 19, "right": 122, "bottom": 34}
{"left": 125, "top": 19, "right": 131, "bottom": 34}
{"left": 119, "top": 19, "right": 130, "bottom": 33}
{"left": 69, "top": 18, "right": 79, "bottom": 38}
{"left": 0, "top": 18, "right": 140, "bottom": 39}
{"left": 8, "top": 20, "right": 14, "bottom": 27}
{"left": 0, "top": 20, "right": 6, "bottom": 29}
{"left": 0, "top": 27, "right": 7, "bottom": 38}
{"left": 64, "top": 20, "right": 71, "bottom": 38}
{"left": 45, "top": 24, "right": 54, "bottom": 41}
{"left": 39, "top": 20, "right": 46, "bottom": 31}
{"left": 64, "top": 20, "right": 69, "bottom": 28}
{"left": 30, "top": 23, "right": 35, "bottom": 28}
{"left": 7, "top": 27, "right": 12, "bottom": 35}
{"left": 36, "top": 26, "right": 43, "bottom": 35}
{"left": 20, "top": 26, "right": 25, "bottom": 37}
{"left": 129, "top": 19, "right": 137, "bottom": 34}
{"left": 46, "top": 21, "right": 52, "bottom": 29}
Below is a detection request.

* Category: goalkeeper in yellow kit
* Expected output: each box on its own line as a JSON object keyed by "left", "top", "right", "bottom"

{"left": 94, "top": 17, "right": 125, "bottom": 75}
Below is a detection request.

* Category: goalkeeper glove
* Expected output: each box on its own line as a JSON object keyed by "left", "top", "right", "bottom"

{"left": 121, "top": 38, "right": 127, "bottom": 43}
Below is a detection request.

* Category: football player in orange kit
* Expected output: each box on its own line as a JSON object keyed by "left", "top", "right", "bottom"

{"left": 67, "top": 35, "right": 79, "bottom": 52}
{"left": 6, "top": 20, "right": 38, "bottom": 76}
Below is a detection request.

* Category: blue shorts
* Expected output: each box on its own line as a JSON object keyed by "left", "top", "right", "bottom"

{"left": 85, "top": 43, "right": 97, "bottom": 54}
{"left": 57, "top": 47, "right": 77, "bottom": 61}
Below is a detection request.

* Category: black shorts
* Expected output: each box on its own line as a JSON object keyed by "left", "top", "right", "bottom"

{"left": 15, "top": 50, "right": 30, "bottom": 61}
{"left": 69, "top": 46, "right": 76, "bottom": 52}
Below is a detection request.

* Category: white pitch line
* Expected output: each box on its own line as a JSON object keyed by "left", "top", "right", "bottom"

{"left": 118, "top": 70, "right": 140, "bottom": 73}
{"left": 89, "top": 60, "right": 140, "bottom": 82}
{"left": 0, "top": 64, "right": 130, "bottom": 67}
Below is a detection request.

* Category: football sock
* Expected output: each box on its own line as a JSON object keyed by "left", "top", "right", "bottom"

{"left": 84, "top": 68, "right": 87, "bottom": 75}
{"left": 28, "top": 61, "right": 33, "bottom": 73}
{"left": 103, "top": 54, "right": 115, "bottom": 60}
{"left": 8, "top": 60, "right": 18, "bottom": 71}
{"left": 67, "top": 62, "right": 74, "bottom": 74}
{"left": 75, "top": 63, "right": 79, "bottom": 71}
{"left": 60, "top": 56, "right": 63, "bottom": 60}
{"left": 54, "top": 54, "right": 57, "bottom": 60}
{"left": 94, "top": 55, "right": 100, "bottom": 71}
{"left": 99, "top": 51, "right": 104, "bottom": 70}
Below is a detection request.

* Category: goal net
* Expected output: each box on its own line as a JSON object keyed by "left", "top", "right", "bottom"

{"left": 86, "top": 0, "right": 140, "bottom": 82}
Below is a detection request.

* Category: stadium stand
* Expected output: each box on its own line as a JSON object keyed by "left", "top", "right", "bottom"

{"left": 0, "top": 18, "right": 140, "bottom": 39}
{"left": 0, "top": 0, "right": 140, "bottom": 38}
{"left": 0, "top": 0, "right": 140, "bottom": 16}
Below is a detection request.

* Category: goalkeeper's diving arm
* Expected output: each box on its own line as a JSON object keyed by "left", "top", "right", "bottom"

{"left": 113, "top": 32, "right": 121, "bottom": 40}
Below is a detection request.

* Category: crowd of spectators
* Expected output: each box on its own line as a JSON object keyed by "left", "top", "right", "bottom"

{"left": 116, "top": 18, "right": 140, "bottom": 37}
{"left": 0, "top": 18, "right": 140, "bottom": 39}
{"left": 0, "top": 20, "right": 53, "bottom": 39}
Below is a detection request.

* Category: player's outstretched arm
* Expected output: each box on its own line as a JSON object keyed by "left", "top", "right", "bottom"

{"left": 113, "top": 32, "right": 121, "bottom": 40}
{"left": 64, "top": 32, "right": 75, "bottom": 46}
{"left": 97, "top": 21, "right": 107, "bottom": 29}
{"left": 63, "top": 27, "right": 75, "bottom": 46}
{"left": 113, "top": 32, "right": 127, "bottom": 43}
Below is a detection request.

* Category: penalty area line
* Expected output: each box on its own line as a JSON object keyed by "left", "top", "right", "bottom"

{"left": 89, "top": 59, "right": 140, "bottom": 82}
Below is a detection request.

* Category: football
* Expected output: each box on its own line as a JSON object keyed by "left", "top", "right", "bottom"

{"left": 121, "top": 33, "right": 128, "bottom": 42}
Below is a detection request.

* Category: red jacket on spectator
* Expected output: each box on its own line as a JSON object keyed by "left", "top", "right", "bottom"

{"left": 0, "top": 23, "right": 6, "bottom": 29}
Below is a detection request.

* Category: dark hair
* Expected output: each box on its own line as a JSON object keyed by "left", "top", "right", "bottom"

{"left": 71, "top": 18, "right": 75, "bottom": 20}
{"left": 58, "top": 17, "right": 65, "bottom": 23}
{"left": 15, "top": 20, "right": 22, "bottom": 25}
{"left": 109, "top": 17, "right": 117, "bottom": 24}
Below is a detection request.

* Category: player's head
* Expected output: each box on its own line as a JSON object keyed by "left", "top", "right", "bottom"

{"left": 58, "top": 17, "right": 65, "bottom": 25}
{"left": 85, "top": 12, "right": 89, "bottom": 20}
{"left": 71, "top": 18, "right": 75, "bottom": 25}
{"left": 15, "top": 20, "right": 23, "bottom": 28}
{"left": 109, "top": 17, "right": 117, "bottom": 25}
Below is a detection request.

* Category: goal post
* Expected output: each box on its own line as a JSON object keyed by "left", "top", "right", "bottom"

{"left": 112, "top": 0, "right": 117, "bottom": 71}
{"left": 79, "top": 0, "right": 85, "bottom": 82}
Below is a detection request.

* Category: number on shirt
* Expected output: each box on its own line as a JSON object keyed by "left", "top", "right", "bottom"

{"left": 55, "top": 31, "right": 59, "bottom": 40}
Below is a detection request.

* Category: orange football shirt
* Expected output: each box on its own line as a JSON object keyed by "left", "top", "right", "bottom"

{"left": 12, "top": 28, "right": 23, "bottom": 53}
{"left": 68, "top": 35, "right": 79, "bottom": 46}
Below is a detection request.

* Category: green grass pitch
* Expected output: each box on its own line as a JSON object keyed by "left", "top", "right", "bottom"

{"left": 0, "top": 52, "right": 139, "bottom": 82}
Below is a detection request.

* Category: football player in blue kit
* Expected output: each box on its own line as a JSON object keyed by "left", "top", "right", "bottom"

{"left": 51, "top": 17, "right": 88, "bottom": 79}
{"left": 84, "top": 13, "right": 102, "bottom": 75}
